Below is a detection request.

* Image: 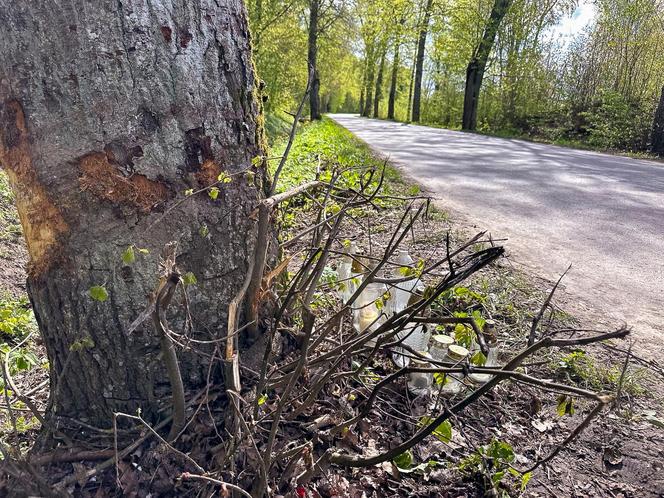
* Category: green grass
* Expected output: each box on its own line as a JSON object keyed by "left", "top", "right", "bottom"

{"left": 0, "top": 170, "right": 22, "bottom": 243}
{"left": 264, "top": 110, "right": 294, "bottom": 145}
{"left": 270, "top": 116, "right": 404, "bottom": 194}
{"left": 557, "top": 350, "right": 647, "bottom": 397}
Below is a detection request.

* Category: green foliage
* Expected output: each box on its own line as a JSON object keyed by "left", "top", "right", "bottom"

{"left": 584, "top": 91, "right": 652, "bottom": 151}
{"left": 0, "top": 297, "right": 35, "bottom": 339}
{"left": 122, "top": 245, "right": 136, "bottom": 265}
{"left": 264, "top": 111, "right": 294, "bottom": 145}
{"left": 89, "top": 285, "right": 109, "bottom": 302}
{"left": 459, "top": 439, "right": 532, "bottom": 496}
{"left": 183, "top": 272, "right": 198, "bottom": 286}
{"left": 0, "top": 343, "right": 38, "bottom": 376}
{"left": 418, "top": 416, "right": 453, "bottom": 443}
{"left": 70, "top": 335, "right": 95, "bottom": 352}
{"left": 556, "top": 394, "right": 575, "bottom": 417}
{"left": 0, "top": 171, "right": 22, "bottom": 244}
{"left": 252, "top": 0, "right": 663, "bottom": 154}
{"left": 270, "top": 117, "right": 402, "bottom": 199}
{"left": 393, "top": 449, "right": 414, "bottom": 470}
{"left": 558, "top": 350, "right": 646, "bottom": 395}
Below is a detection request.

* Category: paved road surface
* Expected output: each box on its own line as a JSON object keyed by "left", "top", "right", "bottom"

{"left": 330, "top": 114, "right": 663, "bottom": 347}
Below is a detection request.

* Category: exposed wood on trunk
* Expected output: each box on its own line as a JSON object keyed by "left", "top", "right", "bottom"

{"left": 462, "top": 0, "right": 513, "bottom": 131}
{"left": 0, "top": 0, "right": 267, "bottom": 428}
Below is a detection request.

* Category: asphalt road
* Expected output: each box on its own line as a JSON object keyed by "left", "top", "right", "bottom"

{"left": 329, "top": 114, "right": 663, "bottom": 348}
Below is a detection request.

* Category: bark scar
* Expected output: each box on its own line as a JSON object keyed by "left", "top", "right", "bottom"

{"left": 78, "top": 152, "right": 170, "bottom": 213}
{"left": 0, "top": 100, "right": 69, "bottom": 276}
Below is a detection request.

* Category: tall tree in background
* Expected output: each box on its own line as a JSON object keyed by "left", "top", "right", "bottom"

{"left": 462, "top": 0, "right": 513, "bottom": 130}
{"left": 653, "top": 85, "right": 664, "bottom": 155}
{"left": 373, "top": 43, "right": 388, "bottom": 117}
{"left": 412, "top": 0, "right": 434, "bottom": 122}
{"left": 0, "top": 0, "right": 266, "bottom": 427}
{"left": 308, "top": 0, "right": 322, "bottom": 119}
{"left": 388, "top": 40, "right": 401, "bottom": 120}
{"left": 362, "top": 42, "right": 377, "bottom": 117}
{"left": 388, "top": 4, "right": 410, "bottom": 120}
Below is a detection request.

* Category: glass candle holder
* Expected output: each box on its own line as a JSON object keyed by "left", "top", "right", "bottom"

{"left": 408, "top": 352, "right": 433, "bottom": 396}
{"left": 337, "top": 242, "right": 357, "bottom": 304}
{"left": 392, "top": 323, "right": 430, "bottom": 367}
{"left": 430, "top": 334, "right": 455, "bottom": 361}
{"left": 387, "top": 250, "right": 419, "bottom": 316}
{"left": 440, "top": 344, "right": 469, "bottom": 395}
{"left": 469, "top": 323, "right": 499, "bottom": 384}
{"left": 352, "top": 281, "right": 387, "bottom": 347}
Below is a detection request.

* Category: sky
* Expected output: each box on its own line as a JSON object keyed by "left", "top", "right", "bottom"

{"left": 548, "top": 0, "right": 597, "bottom": 44}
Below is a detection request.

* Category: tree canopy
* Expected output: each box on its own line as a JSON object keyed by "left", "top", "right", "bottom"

{"left": 251, "top": 0, "right": 664, "bottom": 152}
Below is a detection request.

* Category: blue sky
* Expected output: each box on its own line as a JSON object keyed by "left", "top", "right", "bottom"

{"left": 549, "top": 0, "right": 596, "bottom": 42}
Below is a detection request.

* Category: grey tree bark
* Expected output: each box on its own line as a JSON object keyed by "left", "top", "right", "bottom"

{"left": 411, "top": 0, "right": 434, "bottom": 123}
{"left": 362, "top": 42, "right": 376, "bottom": 118}
{"left": 387, "top": 41, "right": 400, "bottom": 120}
{"left": 308, "top": 0, "right": 321, "bottom": 120}
{"left": 373, "top": 46, "right": 387, "bottom": 118}
{"left": 652, "top": 85, "right": 664, "bottom": 156}
{"left": 0, "top": 0, "right": 266, "bottom": 429}
{"left": 462, "top": 0, "right": 512, "bottom": 130}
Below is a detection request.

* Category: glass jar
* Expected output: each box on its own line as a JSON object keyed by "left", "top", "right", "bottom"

{"left": 387, "top": 249, "right": 419, "bottom": 315}
{"left": 430, "top": 334, "right": 455, "bottom": 361}
{"left": 337, "top": 242, "right": 357, "bottom": 304}
{"left": 440, "top": 344, "right": 469, "bottom": 394}
{"left": 469, "top": 321, "right": 499, "bottom": 384}
{"left": 392, "top": 323, "right": 430, "bottom": 367}
{"left": 408, "top": 352, "right": 433, "bottom": 396}
{"left": 352, "top": 281, "right": 387, "bottom": 347}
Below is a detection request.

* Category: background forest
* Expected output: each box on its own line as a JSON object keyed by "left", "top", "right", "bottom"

{"left": 251, "top": 0, "right": 664, "bottom": 153}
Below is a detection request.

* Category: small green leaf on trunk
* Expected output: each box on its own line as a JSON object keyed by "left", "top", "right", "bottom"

{"left": 89, "top": 286, "right": 108, "bottom": 302}
{"left": 122, "top": 246, "right": 135, "bottom": 265}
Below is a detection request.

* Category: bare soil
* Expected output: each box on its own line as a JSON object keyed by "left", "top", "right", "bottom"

{"left": 1, "top": 168, "right": 664, "bottom": 497}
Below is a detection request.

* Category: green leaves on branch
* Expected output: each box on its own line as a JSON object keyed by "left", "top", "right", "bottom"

{"left": 0, "top": 297, "right": 35, "bottom": 338}
{"left": 419, "top": 416, "right": 453, "bottom": 443}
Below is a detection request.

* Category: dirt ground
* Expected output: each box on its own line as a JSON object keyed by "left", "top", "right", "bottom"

{"left": 1, "top": 167, "right": 664, "bottom": 497}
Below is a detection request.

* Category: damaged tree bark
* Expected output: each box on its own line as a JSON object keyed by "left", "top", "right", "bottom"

{"left": 0, "top": 1, "right": 268, "bottom": 430}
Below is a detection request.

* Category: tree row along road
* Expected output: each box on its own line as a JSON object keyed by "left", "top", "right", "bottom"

{"left": 330, "top": 114, "right": 663, "bottom": 351}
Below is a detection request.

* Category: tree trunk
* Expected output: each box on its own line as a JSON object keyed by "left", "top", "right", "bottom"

{"left": 407, "top": 47, "right": 417, "bottom": 122}
{"left": 252, "top": 0, "right": 263, "bottom": 47}
{"left": 388, "top": 41, "right": 401, "bottom": 120}
{"left": 462, "top": 0, "right": 512, "bottom": 131}
{"left": 373, "top": 47, "right": 387, "bottom": 118}
{"left": 362, "top": 43, "right": 376, "bottom": 118}
{"left": 0, "top": 0, "right": 266, "bottom": 429}
{"left": 652, "top": 85, "right": 664, "bottom": 156}
{"left": 412, "top": 0, "right": 434, "bottom": 123}
{"left": 308, "top": 0, "right": 321, "bottom": 120}
{"left": 359, "top": 86, "right": 366, "bottom": 115}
